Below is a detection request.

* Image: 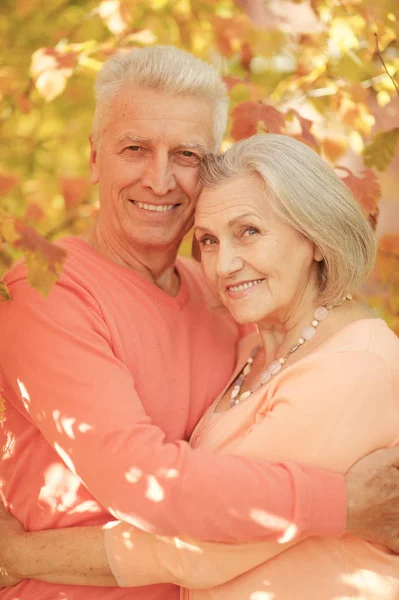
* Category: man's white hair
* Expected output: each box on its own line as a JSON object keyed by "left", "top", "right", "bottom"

{"left": 92, "top": 45, "right": 228, "bottom": 151}
{"left": 199, "top": 134, "right": 377, "bottom": 306}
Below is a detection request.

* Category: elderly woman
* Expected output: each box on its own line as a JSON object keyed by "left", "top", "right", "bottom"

{"left": 2, "top": 134, "right": 399, "bottom": 598}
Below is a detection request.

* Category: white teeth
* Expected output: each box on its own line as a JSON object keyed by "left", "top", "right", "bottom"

{"left": 228, "top": 279, "right": 263, "bottom": 292}
{"left": 135, "top": 202, "right": 174, "bottom": 213}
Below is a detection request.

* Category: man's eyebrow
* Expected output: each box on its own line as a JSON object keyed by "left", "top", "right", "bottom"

{"left": 177, "top": 142, "right": 207, "bottom": 154}
{"left": 118, "top": 135, "right": 151, "bottom": 145}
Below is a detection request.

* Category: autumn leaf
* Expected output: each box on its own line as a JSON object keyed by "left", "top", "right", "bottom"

{"left": 230, "top": 101, "right": 285, "bottom": 140}
{"left": 0, "top": 215, "right": 20, "bottom": 244}
{"left": 337, "top": 167, "right": 381, "bottom": 226}
{"left": 363, "top": 128, "right": 399, "bottom": 171}
{"left": 99, "top": 0, "right": 132, "bottom": 35}
{"left": 14, "top": 225, "right": 67, "bottom": 297}
{"left": 0, "top": 281, "right": 12, "bottom": 303}
{"left": 286, "top": 109, "right": 319, "bottom": 150}
{"left": 321, "top": 137, "right": 349, "bottom": 162}
{"left": 213, "top": 15, "right": 251, "bottom": 57}
{"left": 59, "top": 177, "right": 91, "bottom": 210}
{"left": 30, "top": 47, "right": 77, "bottom": 101}
{"left": 0, "top": 175, "right": 19, "bottom": 196}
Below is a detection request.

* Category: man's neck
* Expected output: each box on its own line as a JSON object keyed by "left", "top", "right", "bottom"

{"left": 85, "top": 226, "right": 181, "bottom": 297}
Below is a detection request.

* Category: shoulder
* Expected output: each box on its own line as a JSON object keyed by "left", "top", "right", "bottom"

{"left": 2, "top": 237, "right": 104, "bottom": 317}
{"left": 270, "top": 319, "right": 398, "bottom": 406}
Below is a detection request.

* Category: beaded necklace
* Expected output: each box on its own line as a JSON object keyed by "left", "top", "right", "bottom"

{"left": 230, "top": 294, "right": 352, "bottom": 408}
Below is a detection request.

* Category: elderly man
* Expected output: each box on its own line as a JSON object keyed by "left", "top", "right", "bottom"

{"left": 1, "top": 46, "right": 399, "bottom": 600}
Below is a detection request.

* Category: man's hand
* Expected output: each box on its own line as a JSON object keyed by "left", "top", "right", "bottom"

{"left": 345, "top": 447, "right": 399, "bottom": 552}
{"left": 0, "top": 500, "right": 24, "bottom": 587}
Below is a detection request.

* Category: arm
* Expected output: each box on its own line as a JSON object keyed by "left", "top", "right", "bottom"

{"left": 103, "top": 349, "right": 399, "bottom": 588}
{"left": 0, "top": 275, "right": 345, "bottom": 543}
{"left": 3, "top": 349, "right": 399, "bottom": 590}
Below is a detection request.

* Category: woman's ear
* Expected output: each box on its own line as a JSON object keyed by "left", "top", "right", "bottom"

{"left": 314, "top": 246, "right": 323, "bottom": 262}
{"left": 191, "top": 237, "right": 201, "bottom": 262}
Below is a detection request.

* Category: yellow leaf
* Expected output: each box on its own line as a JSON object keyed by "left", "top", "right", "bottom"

{"left": 25, "top": 252, "right": 63, "bottom": 298}
{"left": 330, "top": 18, "right": 360, "bottom": 52}
{"left": 0, "top": 217, "right": 20, "bottom": 244}
{"left": 363, "top": 128, "right": 399, "bottom": 171}
{"left": 0, "top": 281, "right": 12, "bottom": 303}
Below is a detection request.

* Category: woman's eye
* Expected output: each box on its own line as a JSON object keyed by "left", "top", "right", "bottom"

{"left": 243, "top": 226, "right": 259, "bottom": 237}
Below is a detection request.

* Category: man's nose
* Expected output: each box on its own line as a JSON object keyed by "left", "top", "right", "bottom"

{"left": 216, "top": 244, "right": 244, "bottom": 278}
{"left": 141, "top": 153, "right": 176, "bottom": 196}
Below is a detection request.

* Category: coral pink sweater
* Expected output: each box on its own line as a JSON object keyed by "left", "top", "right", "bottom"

{"left": 0, "top": 238, "right": 345, "bottom": 599}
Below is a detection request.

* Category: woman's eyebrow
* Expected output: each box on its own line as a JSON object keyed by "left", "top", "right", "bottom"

{"left": 227, "top": 212, "right": 261, "bottom": 227}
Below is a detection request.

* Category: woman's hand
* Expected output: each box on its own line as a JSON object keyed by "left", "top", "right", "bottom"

{"left": 0, "top": 500, "right": 25, "bottom": 587}
{"left": 345, "top": 447, "right": 399, "bottom": 553}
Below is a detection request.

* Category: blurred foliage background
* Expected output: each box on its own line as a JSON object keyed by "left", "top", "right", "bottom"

{"left": 0, "top": 0, "right": 398, "bottom": 331}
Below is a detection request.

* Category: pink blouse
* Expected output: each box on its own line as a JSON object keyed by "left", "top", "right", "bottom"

{"left": 105, "top": 318, "right": 399, "bottom": 599}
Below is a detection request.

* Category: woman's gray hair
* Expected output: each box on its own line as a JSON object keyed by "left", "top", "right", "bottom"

{"left": 92, "top": 45, "right": 228, "bottom": 151}
{"left": 199, "top": 134, "right": 376, "bottom": 306}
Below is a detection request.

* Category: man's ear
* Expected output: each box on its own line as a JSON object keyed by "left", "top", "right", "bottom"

{"left": 89, "top": 135, "right": 99, "bottom": 185}
{"left": 191, "top": 237, "right": 201, "bottom": 263}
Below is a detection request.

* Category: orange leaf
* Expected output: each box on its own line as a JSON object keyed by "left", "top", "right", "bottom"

{"left": 213, "top": 15, "right": 250, "bottom": 57}
{"left": 321, "top": 137, "right": 349, "bottom": 163}
{"left": 287, "top": 109, "right": 318, "bottom": 150}
{"left": 59, "top": 177, "right": 90, "bottom": 209}
{"left": 230, "top": 102, "right": 285, "bottom": 141}
{"left": 25, "top": 202, "right": 45, "bottom": 222}
{"left": 338, "top": 167, "right": 381, "bottom": 223}
{"left": 0, "top": 175, "right": 19, "bottom": 196}
{"left": 379, "top": 233, "right": 399, "bottom": 256}
{"left": 15, "top": 225, "right": 66, "bottom": 266}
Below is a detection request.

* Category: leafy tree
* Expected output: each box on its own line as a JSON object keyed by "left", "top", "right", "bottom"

{"left": 0, "top": 0, "right": 398, "bottom": 332}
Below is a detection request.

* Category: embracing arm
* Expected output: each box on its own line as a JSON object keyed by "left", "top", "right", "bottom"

{"left": 0, "top": 276, "right": 346, "bottom": 544}
{"left": 3, "top": 347, "right": 399, "bottom": 590}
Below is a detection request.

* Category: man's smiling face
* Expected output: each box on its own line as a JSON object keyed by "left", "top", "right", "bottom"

{"left": 90, "top": 86, "right": 215, "bottom": 253}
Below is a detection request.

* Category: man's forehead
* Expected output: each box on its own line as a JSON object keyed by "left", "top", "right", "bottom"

{"left": 105, "top": 87, "right": 215, "bottom": 149}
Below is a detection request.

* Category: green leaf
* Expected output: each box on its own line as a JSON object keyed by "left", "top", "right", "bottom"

{"left": 364, "top": 128, "right": 399, "bottom": 171}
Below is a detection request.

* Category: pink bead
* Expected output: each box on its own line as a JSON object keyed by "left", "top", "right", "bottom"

{"left": 314, "top": 306, "right": 329, "bottom": 321}
{"left": 302, "top": 325, "right": 316, "bottom": 341}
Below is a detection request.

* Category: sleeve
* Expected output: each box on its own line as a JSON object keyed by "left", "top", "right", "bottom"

{"left": 0, "top": 276, "right": 346, "bottom": 543}
{"left": 104, "top": 521, "right": 299, "bottom": 588}
{"left": 102, "top": 347, "right": 399, "bottom": 588}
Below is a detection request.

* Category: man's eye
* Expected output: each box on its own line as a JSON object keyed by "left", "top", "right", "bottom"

{"left": 199, "top": 236, "right": 216, "bottom": 246}
{"left": 182, "top": 151, "right": 194, "bottom": 157}
{"left": 127, "top": 145, "right": 141, "bottom": 152}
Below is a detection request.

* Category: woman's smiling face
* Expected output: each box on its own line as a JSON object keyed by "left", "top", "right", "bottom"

{"left": 194, "top": 173, "right": 322, "bottom": 326}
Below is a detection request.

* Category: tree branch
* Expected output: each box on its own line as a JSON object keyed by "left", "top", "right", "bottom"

{"left": 374, "top": 33, "right": 399, "bottom": 97}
